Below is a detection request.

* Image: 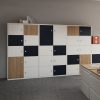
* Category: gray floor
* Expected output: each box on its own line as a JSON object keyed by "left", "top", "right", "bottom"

{"left": 0, "top": 76, "right": 89, "bottom": 100}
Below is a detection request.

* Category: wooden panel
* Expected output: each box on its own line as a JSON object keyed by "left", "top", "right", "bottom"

{"left": 80, "top": 54, "right": 91, "bottom": 64}
{"left": 8, "top": 57, "right": 17, "bottom": 79}
{"left": 16, "top": 57, "right": 24, "bottom": 78}
{"left": 24, "top": 25, "right": 38, "bottom": 35}
{"left": 8, "top": 57, "right": 24, "bottom": 79}
{"left": 67, "top": 26, "right": 79, "bottom": 36}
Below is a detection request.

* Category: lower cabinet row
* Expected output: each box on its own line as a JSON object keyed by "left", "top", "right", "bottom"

{"left": 8, "top": 57, "right": 79, "bottom": 79}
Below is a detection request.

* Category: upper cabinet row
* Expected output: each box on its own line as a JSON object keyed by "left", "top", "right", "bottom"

{"left": 8, "top": 23, "right": 91, "bottom": 36}
{"left": 67, "top": 26, "right": 91, "bottom": 36}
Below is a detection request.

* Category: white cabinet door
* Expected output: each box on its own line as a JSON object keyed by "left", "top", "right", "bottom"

{"left": 24, "top": 57, "right": 38, "bottom": 78}
{"left": 39, "top": 56, "right": 53, "bottom": 77}
{"left": 67, "top": 45, "right": 80, "bottom": 55}
{"left": 8, "top": 46, "right": 23, "bottom": 57}
{"left": 92, "top": 45, "right": 100, "bottom": 54}
{"left": 53, "top": 56, "right": 67, "bottom": 65}
{"left": 53, "top": 25, "right": 67, "bottom": 45}
{"left": 79, "top": 45, "right": 92, "bottom": 54}
{"left": 67, "top": 65, "right": 80, "bottom": 75}
{"left": 24, "top": 36, "right": 39, "bottom": 46}
{"left": 79, "top": 36, "right": 91, "bottom": 45}
{"left": 90, "top": 88, "right": 100, "bottom": 100}
{"left": 89, "top": 74, "right": 100, "bottom": 95}
{"left": 7, "top": 23, "right": 23, "bottom": 35}
{"left": 39, "top": 46, "right": 53, "bottom": 56}
{"left": 81, "top": 80, "right": 90, "bottom": 99}
{"left": 67, "top": 36, "right": 80, "bottom": 45}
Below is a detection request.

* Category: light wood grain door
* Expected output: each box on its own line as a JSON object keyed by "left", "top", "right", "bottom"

{"left": 16, "top": 57, "right": 24, "bottom": 78}
{"left": 24, "top": 25, "right": 38, "bottom": 35}
{"left": 8, "top": 57, "right": 24, "bottom": 79}
{"left": 67, "top": 26, "right": 79, "bottom": 36}
{"left": 80, "top": 54, "right": 91, "bottom": 64}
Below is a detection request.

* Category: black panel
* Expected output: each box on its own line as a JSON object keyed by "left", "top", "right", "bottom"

{"left": 24, "top": 46, "right": 38, "bottom": 56}
{"left": 68, "top": 55, "right": 79, "bottom": 65}
{"left": 53, "top": 46, "right": 66, "bottom": 55}
{"left": 8, "top": 35, "right": 23, "bottom": 46}
{"left": 53, "top": 65, "right": 66, "bottom": 75}
{"left": 79, "top": 26, "right": 91, "bottom": 36}
{"left": 40, "top": 25, "right": 53, "bottom": 45}
{"left": 92, "top": 54, "right": 100, "bottom": 63}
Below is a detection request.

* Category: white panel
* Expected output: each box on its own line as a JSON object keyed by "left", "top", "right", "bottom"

{"left": 7, "top": 23, "right": 23, "bottom": 35}
{"left": 53, "top": 56, "right": 67, "bottom": 65}
{"left": 79, "top": 45, "right": 92, "bottom": 54}
{"left": 8, "top": 46, "right": 23, "bottom": 57}
{"left": 24, "top": 35, "right": 39, "bottom": 46}
{"left": 79, "top": 36, "right": 91, "bottom": 45}
{"left": 67, "top": 45, "right": 80, "bottom": 55}
{"left": 24, "top": 57, "right": 38, "bottom": 78}
{"left": 39, "top": 66, "right": 53, "bottom": 77}
{"left": 67, "top": 36, "right": 80, "bottom": 45}
{"left": 67, "top": 65, "right": 80, "bottom": 75}
{"left": 39, "top": 46, "right": 53, "bottom": 56}
{"left": 53, "top": 25, "right": 67, "bottom": 45}
{"left": 80, "top": 67, "right": 91, "bottom": 85}
{"left": 39, "top": 56, "right": 53, "bottom": 77}
{"left": 92, "top": 45, "right": 100, "bottom": 54}
{"left": 90, "top": 88, "right": 100, "bottom": 100}
{"left": 89, "top": 74, "right": 100, "bottom": 95}
{"left": 81, "top": 80, "right": 90, "bottom": 99}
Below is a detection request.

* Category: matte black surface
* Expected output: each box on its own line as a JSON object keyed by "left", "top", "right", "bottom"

{"left": 68, "top": 55, "right": 79, "bottom": 65}
{"left": 40, "top": 25, "right": 53, "bottom": 45}
{"left": 24, "top": 46, "right": 38, "bottom": 56}
{"left": 79, "top": 26, "right": 91, "bottom": 36}
{"left": 8, "top": 35, "right": 23, "bottom": 46}
{"left": 53, "top": 65, "right": 66, "bottom": 75}
{"left": 53, "top": 46, "right": 66, "bottom": 55}
{"left": 92, "top": 54, "right": 100, "bottom": 63}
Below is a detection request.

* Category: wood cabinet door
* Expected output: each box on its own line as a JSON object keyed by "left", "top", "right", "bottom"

{"left": 24, "top": 46, "right": 38, "bottom": 56}
{"left": 24, "top": 25, "right": 38, "bottom": 35}
{"left": 40, "top": 25, "right": 53, "bottom": 45}
{"left": 79, "top": 26, "right": 91, "bottom": 36}
{"left": 67, "top": 55, "right": 79, "bottom": 65}
{"left": 8, "top": 57, "right": 24, "bottom": 79}
{"left": 67, "top": 26, "right": 79, "bottom": 36}
{"left": 8, "top": 57, "right": 17, "bottom": 79}
{"left": 16, "top": 57, "right": 24, "bottom": 78}
{"left": 67, "top": 65, "right": 79, "bottom": 75}
{"left": 7, "top": 23, "right": 23, "bottom": 35}
{"left": 39, "top": 46, "right": 53, "bottom": 56}
{"left": 39, "top": 56, "right": 53, "bottom": 77}
{"left": 53, "top": 46, "right": 66, "bottom": 55}
{"left": 53, "top": 25, "right": 67, "bottom": 45}
{"left": 53, "top": 65, "right": 66, "bottom": 75}
{"left": 80, "top": 54, "right": 91, "bottom": 64}
{"left": 8, "top": 35, "right": 23, "bottom": 46}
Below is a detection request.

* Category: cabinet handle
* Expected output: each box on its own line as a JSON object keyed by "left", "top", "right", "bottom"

{"left": 77, "top": 59, "right": 79, "bottom": 61}
{"left": 54, "top": 70, "right": 56, "bottom": 72}
{"left": 54, "top": 50, "right": 56, "bottom": 52}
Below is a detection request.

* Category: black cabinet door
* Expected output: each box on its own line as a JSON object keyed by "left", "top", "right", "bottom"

{"left": 68, "top": 55, "right": 79, "bottom": 65}
{"left": 53, "top": 65, "right": 66, "bottom": 75}
{"left": 40, "top": 25, "right": 53, "bottom": 45}
{"left": 92, "top": 54, "right": 100, "bottom": 63}
{"left": 79, "top": 26, "right": 91, "bottom": 36}
{"left": 24, "top": 46, "right": 38, "bottom": 56}
{"left": 8, "top": 35, "right": 23, "bottom": 46}
{"left": 53, "top": 46, "right": 66, "bottom": 55}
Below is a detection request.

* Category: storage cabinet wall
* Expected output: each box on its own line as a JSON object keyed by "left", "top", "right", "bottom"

{"left": 7, "top": 23, "right": 92, "bottom": 80}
